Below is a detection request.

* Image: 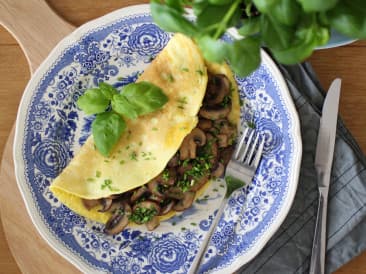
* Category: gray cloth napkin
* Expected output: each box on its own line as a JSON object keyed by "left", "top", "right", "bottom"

{"left": 239, "top": 62, "right": 366, "bottom": 274}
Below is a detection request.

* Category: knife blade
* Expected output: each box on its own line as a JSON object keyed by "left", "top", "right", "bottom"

{"left": 309, "top": 78, "right": 341, "bottom": 274}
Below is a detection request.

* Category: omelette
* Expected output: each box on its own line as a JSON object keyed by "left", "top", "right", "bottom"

{"left": 50, "top": 33, "right": 240, "bottom": 233}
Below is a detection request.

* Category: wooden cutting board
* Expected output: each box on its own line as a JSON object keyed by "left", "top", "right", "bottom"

{"left": 0, "top": 0, "right": 79, "bottom": 272}
{"left": 1, "top": 0, "right": 90, "bottom": 273}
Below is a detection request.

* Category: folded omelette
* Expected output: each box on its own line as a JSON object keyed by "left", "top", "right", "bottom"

{"left": 50, "top": 33, "right": 240, "bottom": 224}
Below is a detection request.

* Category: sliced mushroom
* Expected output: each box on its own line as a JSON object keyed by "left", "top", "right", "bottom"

{"left": 220, "top": 146, "right": 234, "bottom": 166}
{"left": 198, "top": 119, "right": 213, "bottom": 131}
{"left": 104, "top": 202, "right": 131, "bottom": 235}
{"left": 98, "top": 197, "right": 113, "bottom": 212}
{"left": 217, "top": 134, "right": 229, "bottom": 148}
{"left": 177, "top": 163, "right": 193, "bottom": 175}
{"left": 147, "top": 178, "right": 165, "bottom": 198}
{"left": 165, "top": 186, "right": 185, "bottom": 200}
{"left": 173, "top": 191, "right": 196, "bottom": 211}
{"left": 199, "top": 105, "right": 231, "bottom": 120}
{"left": 204, "top": 74, "right": 231, "bottom": 106}
{"left": 82, "top": 199, "right": 100, "bottom": 210}
{"left": 146, "top": 216, "right": 160, "bottom": 231}
{"left": 190, "top": 175, "right": 209, "bottom": 192}
{"left": 167, "top": 153, "right": 180, "bottom": 167}
{"left": 162, "top": 168, "right": 177, "bottom": 186}
{"left": 211, "top": 162, "right": 225, "bottom": 178}
{"left": 149, "top": 194, "right": 164, "bottom": 203}
{"left": 130, "top": 185, "right": 149, "bottom": 203}
{"left": 214, "top": 119, "right": 236, "bottom": 136}
{"left": 179, "top": 128, "right": 207, "bottom": 160}
{"left": 159, "top": 200, "right": 176, "bottom": 215}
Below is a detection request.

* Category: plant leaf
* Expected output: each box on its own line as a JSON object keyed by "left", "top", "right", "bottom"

{"left": 112, "top": 81, "right": 168, "bottom": 119}
{"left": 260, "top": 14, "right": 294, "bottom": 50}
{"left": 327, "top": 1, "right": 366, "bottom": 39}
{"left": 225, "top": 37, "right": 261, "bottom": 77}
{"left": 271, "top": 0, "right": 301, "bottom": 26}
{"left": 98, "top": 82, "right": 118, "bottom": 100}
{"left": 238, "top": 17, "right": 260, "bottom": 36}
{"left": 297, "top": 0, "right": 339, "bottom": 12}
{"left": 111, "top": 94, "right": 140, "bottom": 119}
{"left": 77, "top": 88, "right": 110, "bottom": 115}
{"left": 252, "top": 0, "right": 279, "bottom": 13}
{"left": 196, "top": 35, "right": 227, "bottom": 63}
{"left": 150, "top": 1, "right": 198, "bottom": 37}
{"left": 121, "top": 81, "right": 168, "bottom": 116}
{"left": 92, "top": 112, "right": 126, "bottom": 157}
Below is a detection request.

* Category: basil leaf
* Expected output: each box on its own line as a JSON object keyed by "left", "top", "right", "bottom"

{"left": 327, "top": 1, "right": 366, "bottom": 39}
{"left": 111, "top": 94, "right": 140, "bottom": 120}
{"left": 252, "top": 0, "right": 279, "bottom": 13}
{"left": 150, "top": 1, "right": 198, "bottom": 37}
{"left": 271, "top": 0, "right": 301, "bottom": 26}
{"left": 208, "top": 0, "right": 233, "bottom": 5}
{"left": 226, "top": 37, "right": 261, "bottom": 77}
{"left": 121, "top": 81, "right": 169, "bottom": 116}
{"left": 77, "top": 88, "right": 110, "bottom": 115}
{"left": 238, "top": 17, "right": 260, "bottom": 36}
{"left": 92, "top": 112, "right": 126, "bottom": 157}
{"left": 260, "top": 14, "right": 294, "bottom": 50}
{"left": 271, "top": 19, "right": 329, "bottom": 64}
{"left": 196, "top": 36, "right": 227, "bottom": 63}
{"left": 165, "top": 0, "right": 185, "bottom": 13}
{"left": 192, "top": 1, "right": 209, "bottom": 16}
{"left": 196, "top": 2, "right": 241, "bottom": 33}
{"left": 297, "top": 0, "right": 339, "bottom": 12}
{"left": 98, "top": 82, "right": 118, "bottom": 100}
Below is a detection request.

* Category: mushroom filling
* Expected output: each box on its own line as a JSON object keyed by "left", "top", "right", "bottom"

{"left": 82, "top": 74, "right": 237, "bottom": 234}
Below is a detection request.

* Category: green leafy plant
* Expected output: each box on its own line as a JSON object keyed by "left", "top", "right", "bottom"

{"left": 151, "top": 0, "right": 366, "bottom": 77}
{"left": 77, "top": 82, "right": 168, "bottom": 157}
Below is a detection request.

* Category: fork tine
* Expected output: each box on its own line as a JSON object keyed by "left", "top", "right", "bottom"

{"left": 252, "top": 135, "right": 265, "bottom": 168}
{"left": 233, "top": 127, "right": 249, "bottom": 159}
{"left": 245, "top": 133, "right": 260, "bottom": 165}
{"left": 239, "top": 129, "right": 255, "bottom": 162}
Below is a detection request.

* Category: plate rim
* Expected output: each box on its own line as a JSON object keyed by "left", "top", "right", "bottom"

{"left": 13, "top": 4, "right": 302, "bottom": 273}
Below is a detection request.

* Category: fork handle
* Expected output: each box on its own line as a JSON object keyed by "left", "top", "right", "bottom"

{"left": 309, "top": 186, "right": 329, "bottom": 274}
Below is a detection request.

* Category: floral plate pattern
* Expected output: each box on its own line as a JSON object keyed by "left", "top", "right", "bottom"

{"left": 14, "top": 5, "right": 302, "bottom": 274}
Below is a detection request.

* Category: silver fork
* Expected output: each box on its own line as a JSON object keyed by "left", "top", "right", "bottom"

{"left": 192, "top": 126, "right": 265, "bottom": 271}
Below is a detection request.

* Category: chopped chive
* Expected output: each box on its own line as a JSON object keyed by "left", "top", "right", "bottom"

{"left": 129, "top": 151, "right": 138, "bottom": 161}
{"left": 196, "top": 69, "right": 204, "bottom": 76}
{"left": 181, "top": 67, "right": 189, "bottom": 72}
{"left": 119, "top": 160, "right": 125, "bottom": 165}
{"left": 96, "top": 171, "right": 101, "bottom": 178}
{"left": 152, "top": 127, "right": 158, "bottom": 131}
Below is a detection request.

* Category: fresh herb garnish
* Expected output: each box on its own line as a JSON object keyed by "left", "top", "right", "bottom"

{"left": 101, "top": 179, "right": 119, "bottom": 191}
{"left": 225, "top": 175, "right": 245, "bottom": 198}
{"left": 151, "top": 0, "right": 366, "bottom": 77}
{"left": 77, "top": 81, "right": 168, "bottom": 157}
{"left": 129, "top": 206, "right": 157, "bottom": 224}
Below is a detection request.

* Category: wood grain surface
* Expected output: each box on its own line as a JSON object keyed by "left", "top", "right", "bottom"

{"left": 0, "top": 1, "right": 365, "bottom": 273}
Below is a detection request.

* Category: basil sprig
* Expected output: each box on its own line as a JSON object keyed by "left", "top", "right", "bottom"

{"left": 77, "top": 82, "right": 168, "bottom": 157}
{"left": 151, "top": 0, "right": 366, "bottom": 77}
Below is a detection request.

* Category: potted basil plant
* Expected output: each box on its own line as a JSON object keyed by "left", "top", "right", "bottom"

{"left": 150, "top": 0, "right": 366, "bottom": 77}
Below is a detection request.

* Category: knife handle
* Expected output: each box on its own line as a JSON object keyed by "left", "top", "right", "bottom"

{"left": 309, "top": 184, "right": 329, "bottom": 274}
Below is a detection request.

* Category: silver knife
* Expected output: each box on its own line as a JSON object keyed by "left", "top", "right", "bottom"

{"left": 309, "top": 78, "right": 341, "bottom": 274}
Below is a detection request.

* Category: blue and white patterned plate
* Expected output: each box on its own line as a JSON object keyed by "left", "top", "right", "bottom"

{"left": 14, "top": 5, "right": 302, "bottom": 274}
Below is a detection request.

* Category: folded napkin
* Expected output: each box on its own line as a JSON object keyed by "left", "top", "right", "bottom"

{"left": 239, "top": 62, "right": 366, "bottom": 274}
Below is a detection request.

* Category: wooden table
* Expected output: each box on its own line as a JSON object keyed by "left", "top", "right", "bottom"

{"left": 0, "top": 1, "right": 365, "bottom": 273}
